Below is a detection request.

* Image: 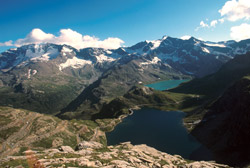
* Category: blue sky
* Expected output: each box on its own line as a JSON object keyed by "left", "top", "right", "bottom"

{"left": 1, "top": 0, "right": 250, "bottom": 51}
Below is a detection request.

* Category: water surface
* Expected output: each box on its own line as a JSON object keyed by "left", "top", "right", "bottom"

{"left": 106, "top": 108, "right": 210, "bottom": 159}
{"left": 106, "top": 79, "right": 212, "bottom": 160}
{"left": 145, "top": 79, "right": 189, "bottom": 91}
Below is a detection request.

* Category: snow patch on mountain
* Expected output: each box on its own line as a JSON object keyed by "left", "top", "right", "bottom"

{"left": 30, "top": 53, "right": 49, "bottom": 61}
{"left": 62, "top": 46, "right": 73, "bottom": 53}
{"left": 150, "top": 40, "right": 161, "bottom": 50}
{"left": 162, "top": 36, "right": 168, "bottom": 40}
{"left": 140, "top": 57, "right": 161, "bottom": 66}
{"left": 26, "top": 46, "right": 59, "bottom": 62}
{"left": 96, "top": 54, "right": 115, "bottom": 63}
{"left": 27, "top": 69, "right": 31, "bottom": 79}
{"left": 204, "top": 43, "right": 227, "bottom": 48}
{"left": 32, "top": 69, "right": 37, "bottom": 75}
{"left": 27, "top": 69, "right": 37, "bottom": 79}
{"left": 59, "top": 57, "right": 92, "bottom": 70}
{"left": 202, "top": 47, "right": 210, "bottom": 53}
{"left": 106, "top": 50, "right": 113, "bottom": 54}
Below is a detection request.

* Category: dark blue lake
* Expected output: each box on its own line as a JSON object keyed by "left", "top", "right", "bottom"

{"left": 106, "top": 108, "right": 211, "bottom": 160}
{"left": 145, "top": 79, "right": 189, "bottom": 91}
{"left": 106, "top": 80, "right": 212, "bottom": 160}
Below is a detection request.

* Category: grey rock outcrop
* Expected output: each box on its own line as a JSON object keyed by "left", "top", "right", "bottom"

{"left": 0, "top": 141, "right": 230, "bottom": 168}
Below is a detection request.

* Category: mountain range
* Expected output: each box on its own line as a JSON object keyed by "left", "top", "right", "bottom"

{"left": 2, "top": 36, "right": 250, "bottom": 76}
{"left": 1, "top": 36, "right": 250, "bottom": 116}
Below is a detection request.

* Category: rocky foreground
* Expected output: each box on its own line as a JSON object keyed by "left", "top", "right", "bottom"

{"left": 0, "top": 105, "right": 231, "bottom": 168}
{"left": 0, "top": 141, "right": 230, "bottom": 168}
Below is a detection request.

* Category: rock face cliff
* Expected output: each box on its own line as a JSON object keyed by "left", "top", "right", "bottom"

{"left": 192, "top": 76, "right": 250, "bottom": 167}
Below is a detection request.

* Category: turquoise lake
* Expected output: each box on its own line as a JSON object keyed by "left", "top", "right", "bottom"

{"left": 106, "top": 80, "right": 212, "bottom": 160}
{"left": 145, "top": 79, "right": 189, "bottom": 91}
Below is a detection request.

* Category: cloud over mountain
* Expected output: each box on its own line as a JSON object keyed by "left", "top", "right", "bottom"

{"left": 230, "top": 23, "right": 250, "bottom": 41}
{"left": 1, "top": 28, "right": 124, "bottom": 50}
{"left": 0, "top": 40, "right": 13, "bottom": 47}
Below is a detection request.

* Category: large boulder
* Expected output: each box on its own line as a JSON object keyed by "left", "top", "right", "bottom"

{"left": 77, "top": 141, "right": 103, "bottom": 150}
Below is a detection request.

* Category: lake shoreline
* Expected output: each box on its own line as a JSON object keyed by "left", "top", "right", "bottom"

{"left": 104, "top": 79, "right": 213, "bottom": 160}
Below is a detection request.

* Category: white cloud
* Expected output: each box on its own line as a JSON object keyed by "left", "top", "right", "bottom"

{"left": 219, "top": 18, "right": 225, "bottom": 23}
{"left": 15, "top": 28, "right": 55, "bottom": 47}
{"left": 219, "top": 0, "right": 250, "bottom": 21}
{"left": 230, "top": 23, "right": 250, "bottom": 41}
{"left": 200, "top": 21, "right": 209, "bottom": 28}
{"left": 1, "top": 28, "right": 124, "bottom": 49}
{"left": 195, "top": 21, "right": 209, "bottom": 31}
{"left": 0, "top": 40, "right": 13, "bottom": 47}
{"left": 196, "top": 18, "right": 224, "bottom": 31}
{"left": 210, "top": 20, "right": 218, "bottom": 27}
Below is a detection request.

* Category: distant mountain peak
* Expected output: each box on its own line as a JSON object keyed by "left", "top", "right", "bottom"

{"left": 162, "top": 35, "right": 168, "bottom": 40}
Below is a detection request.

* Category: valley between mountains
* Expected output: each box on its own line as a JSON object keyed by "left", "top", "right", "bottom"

{"left": 1, "top": 36, "right": 250, "bottom": 167}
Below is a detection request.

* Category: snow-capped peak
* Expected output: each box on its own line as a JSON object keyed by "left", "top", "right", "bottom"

{"left": 181, "top": 35, "right": 192, "bottom": 40}
{"left": 162, "top": 35, "right": 168, "bottom": 40}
